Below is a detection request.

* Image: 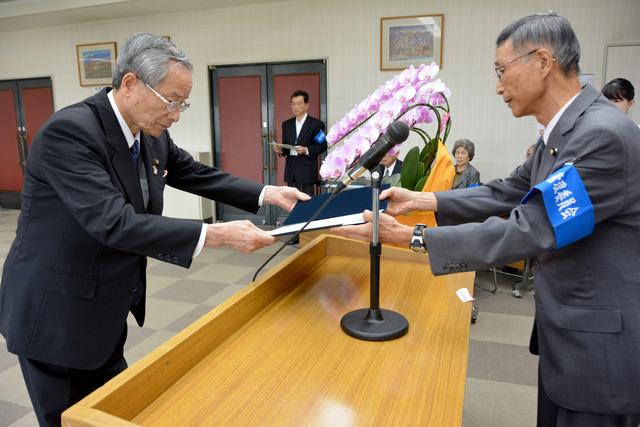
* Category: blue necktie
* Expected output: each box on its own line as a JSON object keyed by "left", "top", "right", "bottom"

{"left": 130, "top": 140, "right": 140, "bottom": 168}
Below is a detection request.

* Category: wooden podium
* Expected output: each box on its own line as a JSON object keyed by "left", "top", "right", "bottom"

{"left": 62, "top": 235, "right": 474, "bottom": 426}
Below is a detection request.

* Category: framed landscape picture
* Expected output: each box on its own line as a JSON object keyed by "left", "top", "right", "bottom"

{"left": 76, "top": 42, "right": 117, "bottom": 86}
{"left": 380, "top": 14, "right": 444, "bottom": 71}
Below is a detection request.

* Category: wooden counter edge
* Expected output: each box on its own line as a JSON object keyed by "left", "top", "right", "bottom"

{"left": 62, "top": 407, "right": 138, "bottom": 427}
{"left": 62, "top": 234, "right": 431, "bottom": 425}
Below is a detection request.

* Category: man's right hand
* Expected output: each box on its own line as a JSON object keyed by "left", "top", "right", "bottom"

{"left": 380, "top": 187, "right": 438, "bottom": 216}
{"left": 272, "top": 145, "right": 282, "bottom": 155}
{"left": 204, "top": 221, "right": 275, "bottom": 253}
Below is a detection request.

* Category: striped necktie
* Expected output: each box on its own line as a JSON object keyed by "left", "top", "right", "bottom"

{"left": 130, "top": 139, "right": 140, "bottom": 167}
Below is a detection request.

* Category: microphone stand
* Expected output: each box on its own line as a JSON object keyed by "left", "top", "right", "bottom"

{"left": 341, "top": 166, "right": 409, "bottom": 341}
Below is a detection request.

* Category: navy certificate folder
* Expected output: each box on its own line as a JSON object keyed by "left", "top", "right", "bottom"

{"left": 269, "top": 185, "right": 389, "bottom": 236}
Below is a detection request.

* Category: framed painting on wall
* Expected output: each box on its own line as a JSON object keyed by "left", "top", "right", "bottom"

{"left": 76, "top": 42, "right": 117, "bottom": 86}
{"left": 380, "top": 14, "right": 444, "bottom": 71}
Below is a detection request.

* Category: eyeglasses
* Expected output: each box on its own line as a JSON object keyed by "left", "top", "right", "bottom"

{"left": 290, "top": 101, "right": 306, "bottom": 107}
{"left": 141, "top": 80, "right": 190, "bottom": 113}
{"left": 494, "top": 49, "right": 539, "bottom": 80}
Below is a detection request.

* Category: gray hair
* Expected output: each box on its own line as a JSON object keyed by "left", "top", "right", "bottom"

{"left": 112, "top": 33, "right": 193, "bottom": 89}
{"left": 496, "top": 12, "right": 580, "bottom": 75}
{"left": 452, "top": 139, "right": 475, "bottom": 161}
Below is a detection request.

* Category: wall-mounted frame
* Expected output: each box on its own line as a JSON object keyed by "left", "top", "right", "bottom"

{"left": 380, "top": 14, "right": 444, "bottom": 71}
{"left": 76, "top": 42, "right": 117, "bottom": 86}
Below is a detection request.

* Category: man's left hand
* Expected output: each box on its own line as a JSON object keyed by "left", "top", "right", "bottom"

{"left": 295, "top": 146, "right": 308, "bottom": 155}
{"left": 331, "top": 210, "right": 414, "bottom": 245}
{"left": 263, "top": 185, "right": 310, "bottom": 212}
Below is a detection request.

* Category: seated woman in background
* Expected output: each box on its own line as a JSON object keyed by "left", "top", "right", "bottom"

{"left": 602, "top": 78, "right": 635, "bottom": 115}
{"left": 451, "top": 138, "right": 480, "bottom": 189}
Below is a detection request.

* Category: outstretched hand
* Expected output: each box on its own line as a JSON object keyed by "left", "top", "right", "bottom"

{"left": 263, "top": 185, "right": 311, "bottom": 212}
{"left": 330, "top": 210, "right": 414, "bottom": 245}
{"left": 380, "top": 187, "right": 438, "bottom": 216}
{"left": 204, "top": 221, "right": 276, "bottom": 253}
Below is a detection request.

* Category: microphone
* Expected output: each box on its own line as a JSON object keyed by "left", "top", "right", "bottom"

{"left": 334, "top": 121, "right": 410, "bottom": 193}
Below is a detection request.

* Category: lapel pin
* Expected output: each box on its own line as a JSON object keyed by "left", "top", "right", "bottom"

{"left": 549, "top": 147, "right": 558, "bottom": 156}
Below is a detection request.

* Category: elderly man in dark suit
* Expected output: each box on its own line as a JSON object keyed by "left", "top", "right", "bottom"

{"left": 0, "top": 33, "right": 308, "bottom": 426}
{"left": 380, "top": 152, "right": 403, "bottom": 187}
{"left": 273, "top": 90, "right": 326, "bottom": 196}
{"left": 336, "top": 12, "right": 640, "bottom": 426}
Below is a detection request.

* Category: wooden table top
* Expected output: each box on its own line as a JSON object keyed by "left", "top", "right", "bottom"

{"left": 64, "top": 236, "right": 474, "bottom": 427}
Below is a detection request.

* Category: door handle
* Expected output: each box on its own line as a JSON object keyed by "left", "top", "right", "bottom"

{"left": 16, "top": 128, "right": 27, "bottom": 168}
{"left": 268, "top": 130, "right": 276, "bottom": 173}
{"left": 262, "top": 132, "right": 269, "bottom": 172}
{"left": 16, "top": 133, "right": 23, "bottom": 167}
{"left": 270, "top": 146, "right": 275, "bottom": 173}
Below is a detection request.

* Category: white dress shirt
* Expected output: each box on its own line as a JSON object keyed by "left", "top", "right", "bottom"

{"left": 291, "top": 113, "right": 308, "bottom": 156}
{"left": 541, "top": 92, "right": 580, "bottom": 145}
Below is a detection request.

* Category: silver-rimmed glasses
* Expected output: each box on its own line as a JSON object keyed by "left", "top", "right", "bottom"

{"left": 494, "top": 49, "right": 539, "bottom": 80}
{"left": 141, "top": 80, "right": 190, "bottom": 113}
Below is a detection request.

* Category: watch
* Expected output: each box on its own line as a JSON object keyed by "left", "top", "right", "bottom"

{"left": 410, "top": 224, "right": 427, "bottom": 253}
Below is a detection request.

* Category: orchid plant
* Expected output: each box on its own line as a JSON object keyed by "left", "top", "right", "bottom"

{"left": 320, "top": 63, "right": 452, "bottom": 191}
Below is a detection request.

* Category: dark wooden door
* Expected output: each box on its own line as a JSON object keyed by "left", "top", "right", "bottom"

{"left": 268, "top": 63, "right": 325, "bottom": 224}
{"left": 0, "top": 78, "right": 54, "bottom": 208}
{"left": 211, "top": 65, "right": 269, "bottom": 224}
{"left": 211, "top": 61, "right": 327, "bottom": 225}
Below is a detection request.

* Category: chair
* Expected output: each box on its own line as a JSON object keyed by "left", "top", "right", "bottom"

{"left": 489, "top": 259, "right": 534, "bottom": 298}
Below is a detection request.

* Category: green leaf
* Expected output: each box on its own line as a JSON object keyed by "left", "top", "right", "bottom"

{"left": 400, "top": 146, "right": 420, "bottom": 190}
{"left": 416, "top": 162, "right": 425, "bottom": 183}
{"left": 420, "top": 138, "right": 437, "bottom": 163}
{"left": 414, "top": 175, "right": 428, "bottom": 191}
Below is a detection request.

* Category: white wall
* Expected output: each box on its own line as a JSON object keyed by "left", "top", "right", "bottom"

{"left": 1, "top": 0, "right": 638, "bottom": 217}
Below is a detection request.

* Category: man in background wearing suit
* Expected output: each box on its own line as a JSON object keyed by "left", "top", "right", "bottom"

{"left": 380, "top": 152, "right": 403, "bottom": 187}
{"left": 273, "top": 90, "right": 326, "bottom": 196}
{"left": 0, "top": 33, "right": 308, "bottom": 426}
{"left": 335, "top": 12, "right": 640, "bottom": 426}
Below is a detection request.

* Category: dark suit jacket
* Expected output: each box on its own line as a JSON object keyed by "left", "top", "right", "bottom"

{"left": 0, "top": 88, "right": 263, "bottom": 370}
{"left": 282, "top": 115, "right": 326, "bottom": 184}
{"left": 382, "top": 159, "right": 403, "bottom": 187}
{"left": 424, "top": 85, "right": 640, "bottom": 413}
{"left": 388, "top": 159, "right": 403, "bottom": 175}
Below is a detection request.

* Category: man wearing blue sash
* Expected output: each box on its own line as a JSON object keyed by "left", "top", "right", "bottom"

{"left": 336, "top": 12, "right": 640, "bottom": 426}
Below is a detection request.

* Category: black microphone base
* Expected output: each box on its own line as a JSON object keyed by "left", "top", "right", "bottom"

{"left": 341, "top": 308, "right": 409, "bottom": 341}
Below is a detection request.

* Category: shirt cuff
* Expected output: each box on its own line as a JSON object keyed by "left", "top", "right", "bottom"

{"left": 192, "top": 223, "right": 208, "bottom": 258}
{"left": 258, "top": 186, "right": 267, "bottom": 207}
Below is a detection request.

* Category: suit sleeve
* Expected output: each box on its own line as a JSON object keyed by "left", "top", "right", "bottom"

{"left": 163, "top": 136, "right": 263, "bottom": 214}
{"left": 435, "top": 157, "right": 534, "bottom": 226}
{"left": 306, "top": 119, "right": 327, "bottom": 157}
{"left": 425, "top": 125, "right": 627, "bottom": 275}
{"left": 469, "top": 168, "right": 480, "bottom": 186}
{"left": 38, "top": 118, "right": 201, "bottom": 267}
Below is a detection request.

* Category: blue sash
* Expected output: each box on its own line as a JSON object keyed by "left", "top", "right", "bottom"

{"left": 521, "top": 163, "right": 595, "bottom": 249}
{"left": 314, "top": 130, "right": 326, "bottom": 144}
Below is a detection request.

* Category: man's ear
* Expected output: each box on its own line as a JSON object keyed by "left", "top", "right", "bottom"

{"left": 120, "top": 72, "right": 138, "bottom": 94}
{"left": 537, "top": 48, "right": 556, "bottom": 76}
